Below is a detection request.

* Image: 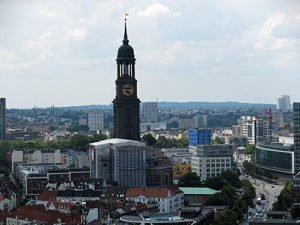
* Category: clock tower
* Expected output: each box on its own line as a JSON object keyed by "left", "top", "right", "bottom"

{"left": 113, "top": 18, "right": 140, "bottom": 141}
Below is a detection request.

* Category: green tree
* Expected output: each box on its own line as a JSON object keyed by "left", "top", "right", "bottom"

{"left": 141, "top": 133, "right": 156, "bottom": 146}
{"left": 221, "top": 170, "right": 242, "bottom": 188}
{"left": 212, "top": 136, "right": 225, "bottom": 144}
{"left": 245, "top": 144, "right": 256, "bottom": 155}
{"left": 205, "top": 176, "right": 228, "bottom": 191}
{"left": 178, "top": 172, "right": 202, "bottom": 187}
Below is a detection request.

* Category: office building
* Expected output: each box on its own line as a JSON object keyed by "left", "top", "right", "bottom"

{"left": 88, "top": 111, "right": 104, "bottom": 131}
{"left": 188, "top": 128, "right": 211, "bottom": 146}
{"left": 90, "top": 138, "right": 146, "bottom": 187}
{"left": 0, "top": 98, "right": 6, "bottom": 141}
{"left": 255, "top": 143, "right": 294, "bottom": 175}
{"left": 191, "top": 144, "right": 234, "bottom": 180}
{"left": 294, "top": 103, "right": 300, "bottom": 174}
{"left": 277, "top": 95, "right": 291, "bottom": 111}
{"left": 233, "top": 116, "right": 257, "bottom": 144}
{"left": 143, "top": 102, "right": 158, "bottom": 122}
{"left": 113, "top": 19, "right": 140, "bottom": 141}
{"left": 195, "top": 115, "right": 208, "bottom": 128}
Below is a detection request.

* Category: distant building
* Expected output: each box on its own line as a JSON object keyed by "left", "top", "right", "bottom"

{"left": 143, "top": 102, "right": 158, "bottom": 122}
{"left": 194, "top": 115, "right": 208, "bottom": 128}
{"left": 90, "top": 139, "right": 146, "bottom": 187}
{"left": 88, "top": 111, "right": 104, "bottom": 131}
{"left": 294, "top": 103, "right": 300, "bottom": 174}
{"left": 178, "top": 117, "right": 196, "bottom": 129}
{"left": 191, "top": 144, "right": 234, "bottom": 180}
{"left": 0, "top": 98, "right": 6, "bottom": 141}
{"left": 188, "top": 129, "right": 211, "bottom": 146}
{"left": 277, "top": 95, "right": 291, "bottom": 111}
{"left": 233, "top": 116, "right": 257, "bottom": 144}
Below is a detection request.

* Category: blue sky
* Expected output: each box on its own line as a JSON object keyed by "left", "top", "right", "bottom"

{"left": 0, "top": 0, "right": 299, "bottom": 108}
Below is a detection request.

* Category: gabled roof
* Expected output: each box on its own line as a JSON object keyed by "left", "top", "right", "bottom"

{"left": 39, "top": 189, "right": 57, "bottom": 201}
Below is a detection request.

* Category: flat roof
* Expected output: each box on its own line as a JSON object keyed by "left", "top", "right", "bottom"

{"left": 90, "top": 138, "right": 145, "bottom": 147}
{"left": 179, "top": 187, "right": 218, "bottom": 195}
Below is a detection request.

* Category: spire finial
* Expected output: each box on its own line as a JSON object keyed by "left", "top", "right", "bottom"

{"left": 123, "top": 12, "right": 129, "bottom": 45}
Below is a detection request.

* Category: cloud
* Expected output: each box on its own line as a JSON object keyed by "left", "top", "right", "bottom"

{"left": 138, "top": 3, "right": 180, "bottom": 18}
{"left": 39, "top": 10, "right": 57, "bottom": 17}
{"left": 65, "top": 28, "right": 88, "bottom": 40}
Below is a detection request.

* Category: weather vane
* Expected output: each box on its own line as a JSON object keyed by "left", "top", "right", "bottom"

{"left": 124, "top": 12, "right": 129, "bottom": 22}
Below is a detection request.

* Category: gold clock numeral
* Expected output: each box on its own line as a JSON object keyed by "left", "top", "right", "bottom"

{"left": 122, "top": 84, "right": 134, "bottom": 96}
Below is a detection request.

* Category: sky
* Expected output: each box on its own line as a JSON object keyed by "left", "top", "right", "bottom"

{"left": 0, "top": 0, "right": 300, "bottom": 108}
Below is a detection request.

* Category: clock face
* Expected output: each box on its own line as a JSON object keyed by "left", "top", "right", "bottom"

{"left": 122, "top": 84, "right": 134, "bottom": 96}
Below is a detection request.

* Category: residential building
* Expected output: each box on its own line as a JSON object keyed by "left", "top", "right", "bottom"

{"left": 126, "top": 187, "right": 184, "bottom": 213}
{"left": 0, "top": 98, "right": 5, "bottom": 141}
{"left": 162, "top": 148, "right": 192, "bottom": 163}
{"left": 88, "top": 111, "right": 104, "bottom": 131}
{"left": 188, "top": 128, "right": 211, "bottom": 146}
{"left": 294, "top": 103, "right": 300, "bottom": 174}
{"left": 143, "top": 102, "right": 158, "bottom": 122}
{"left": 277, "top": 95, "right": 291, "bottom": 111}
{"left": 179, "top": 187, "right": 218, "bottom": 205}
{"left": 90, "top": 138, "right": 146, "bottom": 187}
{"left": 191, "top": 144, "right": 234, "bottom": 180}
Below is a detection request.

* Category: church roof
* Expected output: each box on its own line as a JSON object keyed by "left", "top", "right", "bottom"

{"left": 117, "top": 20, "right": 135, "bottom": 59}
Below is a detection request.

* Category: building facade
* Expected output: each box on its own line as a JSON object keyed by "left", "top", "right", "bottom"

{"left": 277, "top": 95, "right": 291, "bottom": 111}
{"left": 294, "top": 102, "right": 300, "bottom": 174}
{"left": 90, "top": 139, "right": 146, "bottom": 187}
{"left": 88, "top": 111, "right": 104, "bottom": 131}
{"left": 191, "top": 144, "right": 234, "bottom": 180}
{"left": 188, "top": 129, "right": 211, "bottom": 146}
{"left": 143, "top": 102, "right": 158, "bottom": 122}
{"left": 126, "top": 187, "right": 184, "bottom": 213}
{"left": 0, "top": 98, "right": 6, "bottom": 141}
{"left": 255, "top": 143, "right": 294, "bottom": 175}
{"left": 113, "top": 20, "right": 140, "bottom": 141}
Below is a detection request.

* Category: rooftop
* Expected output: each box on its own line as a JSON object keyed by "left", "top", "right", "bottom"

{"left": 90, "top": 138, "right": 145, "bottom": 147}
{"left": 179, "top": 187, "right": 218, "bottom": 195}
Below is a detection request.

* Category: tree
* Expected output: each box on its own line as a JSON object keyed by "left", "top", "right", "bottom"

{"left": 245, "top": 144, "right": 256, "bottom": 155}
{"left": 212, "top": 136, "right": 225, "bottom": 144}
{"left": 205, "top": 176, "right": 228, "bottom": 191}
{"left": 178, "top": 172, "right": 202, "bottom": 187}
{"left": 141, "top": 133, "right": 156, "bottom": 146}
{"left": 220, "top": 170, "right": 242, "bottom": 188}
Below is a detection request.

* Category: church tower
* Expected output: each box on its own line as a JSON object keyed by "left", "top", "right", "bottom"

{"left": 113, "top": 18, "right": 140, "bottom": 141}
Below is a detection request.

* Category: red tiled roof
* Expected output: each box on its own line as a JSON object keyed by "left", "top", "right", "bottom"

{"left": 126, "top": 187, "right": 182, "bottom": 198}
{"left": 46, "top": 201, "right": 73, "bottom": 210}
{"left": 39, "top": 189, "right": 57, "bottom": 201}
{"left": 5, "top": 205, "right": 82, "bottom": 225}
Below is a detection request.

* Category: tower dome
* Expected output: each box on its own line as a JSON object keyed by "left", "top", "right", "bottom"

{"left": 117, "top": 21, "right": 135, "bottom": 59}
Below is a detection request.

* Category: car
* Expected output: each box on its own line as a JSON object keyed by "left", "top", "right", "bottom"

{"left": 272, "top": 185, "right": 274, "bottom": 188}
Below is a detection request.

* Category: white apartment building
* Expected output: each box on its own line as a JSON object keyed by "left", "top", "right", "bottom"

{"left": 191, "top": 144, "right": 234, "bottom": 181}
{"left": 126, "top": 187, "right": 184, "bottom": 213}
{"left": 88, "top": 111, "right": 104, "bottom": 131}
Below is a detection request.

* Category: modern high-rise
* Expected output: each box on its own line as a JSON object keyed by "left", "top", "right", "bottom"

{"left": 293, "top": 103, "right": 300, "bottom": 174}
{"left": 143, "top": 102, "right": 158, "bottom": 122}
{"left": 277, "top": 95, "right": 291, "bottom": 111}
{"left": 113, "top": 19, "right": 140, "bottom": 141}
{"left": 89, "top": 139, "right": 146, "bottom": 187}
{"left": 0, "top": 98, "right": 6, "bottom": 141}
{"left": 188, "top": 128, "right": 211, "bottom": 146}
{"left": 88, "top": 111, "right": 104, "bottom": 131}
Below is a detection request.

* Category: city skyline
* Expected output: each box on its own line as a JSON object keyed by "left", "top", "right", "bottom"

{"left": 0, "top": 0, "right": 300, "bottom": 108}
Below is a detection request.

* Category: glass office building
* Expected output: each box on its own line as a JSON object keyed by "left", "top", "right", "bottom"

{"left": 255, "top": 143, "right": 294, "bottom": 174}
